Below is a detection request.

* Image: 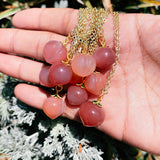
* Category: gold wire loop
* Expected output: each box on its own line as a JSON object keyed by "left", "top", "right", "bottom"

{"left": 55, "top": 85, "right": 63, "bottom": 95}
{"left": 76, "top": 77, "right": 85, "bottom": 88}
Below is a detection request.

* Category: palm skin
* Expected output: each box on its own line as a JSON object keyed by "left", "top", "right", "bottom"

{"left": 0, "top": 8, "right": 160, "bottom": 154}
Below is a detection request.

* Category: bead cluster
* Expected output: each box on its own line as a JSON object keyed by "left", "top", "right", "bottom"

{"left": 40, "top": 8, "right": 120, "bottom": 127}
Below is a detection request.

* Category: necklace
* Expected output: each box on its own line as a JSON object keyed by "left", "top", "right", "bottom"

{"left": 41, "top": 8, "right": 120, "bottom": 127}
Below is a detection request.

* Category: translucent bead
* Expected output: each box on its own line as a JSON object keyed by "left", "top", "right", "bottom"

{"left": 39, "top": 65, "right": 54, "bottom": 87}
{"left": 43, "top": 40, "right": 67, "bottom": 64}
{"left": 67, "top": 85, "right": 88, "bottom": 106}
{"left": 93, "top": 47, "right": 115, "bottom": 70}
{"left": 43, "top": 96, "right": 65, "bottom": 119}
{"left": 71, "top": 54, "right": 96, "bottom": 77}
{"left": 84, "top": 72, "right": 106, "bottom": 95}
{"left": 79, "top": 101, "right": 105, "bottom": 127}
{"left": 70, "top": 72, "right": 82, "bottom": 84}
{"left": 49, "top": 63, "right": 72, "bottom": 86}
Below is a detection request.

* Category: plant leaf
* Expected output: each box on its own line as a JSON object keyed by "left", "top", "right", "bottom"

{"left": 0, "top": 7, "right": 21, "bottom": 20}
{"left": 140, "top": 0, "right": 160, "bottom": 5}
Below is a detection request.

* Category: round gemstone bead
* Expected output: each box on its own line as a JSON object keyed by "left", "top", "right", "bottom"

{"left": 71, "top": 54, "right": 96, "bottom": 77}
{"left": 39, "top": 65, "right": 54, "bottom": 87}
{"left": 43, "top": 96, "right": 65, "bottom": 119}
{"left": 84, "top": 72, "right": 106, "bottom": 95}
{"left": 67, "top": 85, "right": 88, "bottom": 106}
{"left": 49, "top": 63, "right": 72, "bottom": 86}
{"left": 43, "top": 40, "right": 67, "bottom": 64}
{"left": 93, "top": 47, "right": 116, "bottom": 70}
{"left": 79, "top": 101, "right": 105, "bottom": 127}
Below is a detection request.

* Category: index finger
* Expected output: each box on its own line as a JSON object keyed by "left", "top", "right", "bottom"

{"left": 12, "top": 8, "right": 78, "bottom": 36}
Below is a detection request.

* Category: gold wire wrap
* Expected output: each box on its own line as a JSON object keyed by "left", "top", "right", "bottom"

{"left": 63, "top": 8, "right": 120, "bottom": 104}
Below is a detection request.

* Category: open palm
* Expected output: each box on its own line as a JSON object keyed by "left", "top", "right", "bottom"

{"left": 0, "top": 8, "right": 160, "bottom": 154}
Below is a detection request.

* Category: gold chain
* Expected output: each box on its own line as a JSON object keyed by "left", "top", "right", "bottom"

{"left": 63, "top": 8, "right": 110, "bottom": 62}
{"left": 98, "top": 11, "right": 120, "bottom": 102}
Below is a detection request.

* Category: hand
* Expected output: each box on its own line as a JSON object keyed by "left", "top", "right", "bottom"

{"left": 0, "top": 8, "right": 160, "bottom": 155}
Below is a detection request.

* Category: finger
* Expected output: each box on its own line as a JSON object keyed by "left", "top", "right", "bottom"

{"left": 14, "top": 83, "right": 49, "bottom": 109}
{"left": 0, "top": 53, "right": 44, "bottom": 84}
{"left": 0, "top": 28, "right": 65, "bottom": 60}
{"left": 12, "top": 8, "right": 118, "bottom": 50}
{"left": 12, "top": 8, "right": 78, "bottom": 36}
{"left": 14, "top": 82, "right": 125, "bottom": 136}
{"left": 12, "top": 8, "right": 116, "bottom": 41}
{"left": 14, "top": 83, "right": 79, "bottom": 120}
